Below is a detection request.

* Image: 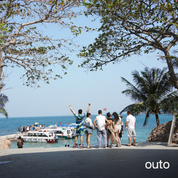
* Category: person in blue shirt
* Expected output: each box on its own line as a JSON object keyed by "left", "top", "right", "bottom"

{"left": 69, "top": 103, "right": 91, "bottom": 148}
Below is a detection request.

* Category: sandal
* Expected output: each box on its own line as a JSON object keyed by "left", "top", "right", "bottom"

{"left": 126, "top": 144, "right": 131, "bottom": 146}
{"left": 131, "top": 143, "right": 136, "bottom": 146}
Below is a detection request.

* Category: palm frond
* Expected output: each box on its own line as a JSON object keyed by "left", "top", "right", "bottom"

{"left": 145, "top": 94, "right": 159, "bottom": 109}
{"left": 160, "top": 90, "right": 178, "bottom": 113}
{"left": 0, "top": 107, "right": 8, "bottom": 118}
{"left": 0, "top": 94, "right": 9, "bottom": 107}
{"left": 120, "top": 104, "right": 135, "bottom": 114}
{"left": 132, "top": 70, "right": 150, "bottom": 94}
{"left": 120, "top": 102, "right": 145, "bottom": 115}
{"left": 121, "top": 77, "right": 147, "bottom": 101}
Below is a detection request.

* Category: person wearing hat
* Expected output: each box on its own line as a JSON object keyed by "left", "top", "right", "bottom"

{"left": 17, "top": 136, "right": 24, "bottom": 149}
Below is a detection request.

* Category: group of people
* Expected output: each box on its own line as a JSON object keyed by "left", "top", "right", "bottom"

{"left": 18, "top": 124, "right": 45, "bottom": 133}
{"left": 69, "top": 103, "right": 136, "bottom": 148}
{"left": 18, "top": 125, "right": 35, "bottom": 133}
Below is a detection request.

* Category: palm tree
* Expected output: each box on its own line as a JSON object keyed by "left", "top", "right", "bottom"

{"left": 120, "top": 67, "right": 178, "bottom": 126}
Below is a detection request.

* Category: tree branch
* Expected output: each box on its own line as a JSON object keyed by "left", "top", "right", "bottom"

{"left": 1, "top": 0, "right": 13, "bottom": 23}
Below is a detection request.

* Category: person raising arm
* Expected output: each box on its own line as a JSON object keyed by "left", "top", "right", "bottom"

{"left": 69, "top": 103, "right": 91, "bottom": 115}
{"left": 69, "top": 104, "right": 75, "bottom": 115}
{"left": 86, "top": 103, "right": 91, "bottom": 114}
{"left": 68, "top": 103, "right": 91, "bottom": 148}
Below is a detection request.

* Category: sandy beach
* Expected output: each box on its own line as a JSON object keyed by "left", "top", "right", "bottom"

{"left": 0, "top": 142, "right": 178, "bottom": 178}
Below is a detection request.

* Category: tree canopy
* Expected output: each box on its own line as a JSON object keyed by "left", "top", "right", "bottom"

{"left": 79, "top": 0, "right": 178, "bottom": 89}
{"left": 120, "top": 67, "right": 178, "bottom": 126}
{"left": 0, "top": 0, "right": 84, "bottom": 90}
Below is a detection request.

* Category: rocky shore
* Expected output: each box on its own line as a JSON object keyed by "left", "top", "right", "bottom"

{"left": 0, "top": 134, "right": 18, "bottom": 150}
{"left": 0, "top": 138, "right": 12, "bottom": 150}
{"left": 147, "top": 119, "right": 178, "bottom": 143}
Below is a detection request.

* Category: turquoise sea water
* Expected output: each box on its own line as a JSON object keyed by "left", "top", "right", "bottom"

{"left": 0, "top": 114, "right": 173, "bottom": 149}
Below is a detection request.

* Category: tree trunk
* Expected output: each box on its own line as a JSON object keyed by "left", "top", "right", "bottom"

{"left": 164, "top": 51, "right": 178, "bottom": 89}
{"left": 155, "top": 113, "right": 160, "bottom": 126}
{"left": 0, "top": 49, "right": 3, "bottom": 92}
{"left": 0, "top": 49, "right": 2, "bottom": 79}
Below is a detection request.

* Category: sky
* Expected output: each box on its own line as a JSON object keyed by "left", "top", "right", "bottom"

{"left": 0, "top": 6, "right": 169, "bottom": 118}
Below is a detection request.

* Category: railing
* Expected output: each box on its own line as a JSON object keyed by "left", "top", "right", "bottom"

{"left": 167, "top": 113, "right": 177, "bottom": 146}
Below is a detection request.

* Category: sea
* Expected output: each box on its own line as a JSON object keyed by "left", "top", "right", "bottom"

{"left": 0, "top": 114, "right": 173, "bottom": 149}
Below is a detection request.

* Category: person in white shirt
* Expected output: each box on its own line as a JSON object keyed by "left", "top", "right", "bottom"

{"left": 85, "top": 113, "right": 94, "bottom": 148}
{"left": 125, "top": 111, "right": 136, "bottom": 146}
{"left": 93, "top": 110, "right": 108, "bottom": 148}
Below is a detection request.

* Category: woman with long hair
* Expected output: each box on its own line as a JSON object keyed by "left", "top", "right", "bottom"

{"left": 106, "top": 112, "right": 115, "bottom": 148}
{"left": 112, "top": 112, "right": 122, "bottom": 147}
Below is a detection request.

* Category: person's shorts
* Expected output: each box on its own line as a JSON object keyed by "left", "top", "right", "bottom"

{"left": 76, "top": 127, "right": 85, "bottom": 136}
{"left": 127, "top": 129, "right": 136, "bottom": 138}
{"left": 86, "top": 127, "right": 93, "bottom": 134}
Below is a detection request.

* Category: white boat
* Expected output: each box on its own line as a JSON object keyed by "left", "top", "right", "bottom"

{"left": 43, "top": 123, "right": 77, "bottom": 139}
{"left": 61, "top": 127, "right": 76, "bottom": 139}
{"left": 21, "top": 130, "right": 58, "bottom": 143}
{"left": 43, "top": 126, "right": 64, "bottom": 137}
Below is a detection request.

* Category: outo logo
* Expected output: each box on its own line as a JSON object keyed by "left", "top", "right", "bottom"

{"left": 145, "top": 160, "right": 170, "bottom": 169}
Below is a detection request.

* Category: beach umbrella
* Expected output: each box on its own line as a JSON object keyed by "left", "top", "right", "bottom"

{"left": 34, "top": 122, "right": 39, "bottom": 125}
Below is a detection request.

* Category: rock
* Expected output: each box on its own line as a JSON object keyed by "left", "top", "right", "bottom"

{"left": 147, "top": 119, "right": 178, "bottom": 143}
{"left": 0, "top": 138, "right": 11, "bottom": 150}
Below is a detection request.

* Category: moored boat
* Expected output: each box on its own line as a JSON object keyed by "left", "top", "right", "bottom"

{"left": 21, "top": 130, "right": 58, "bottom": 143}
{"left": 43, "top": 123, "right": 77, "bottom": 139}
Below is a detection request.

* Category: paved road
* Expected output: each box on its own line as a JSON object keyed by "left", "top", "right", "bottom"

{"left": 0, "top": 146, "right": 178, "bottom": 178}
